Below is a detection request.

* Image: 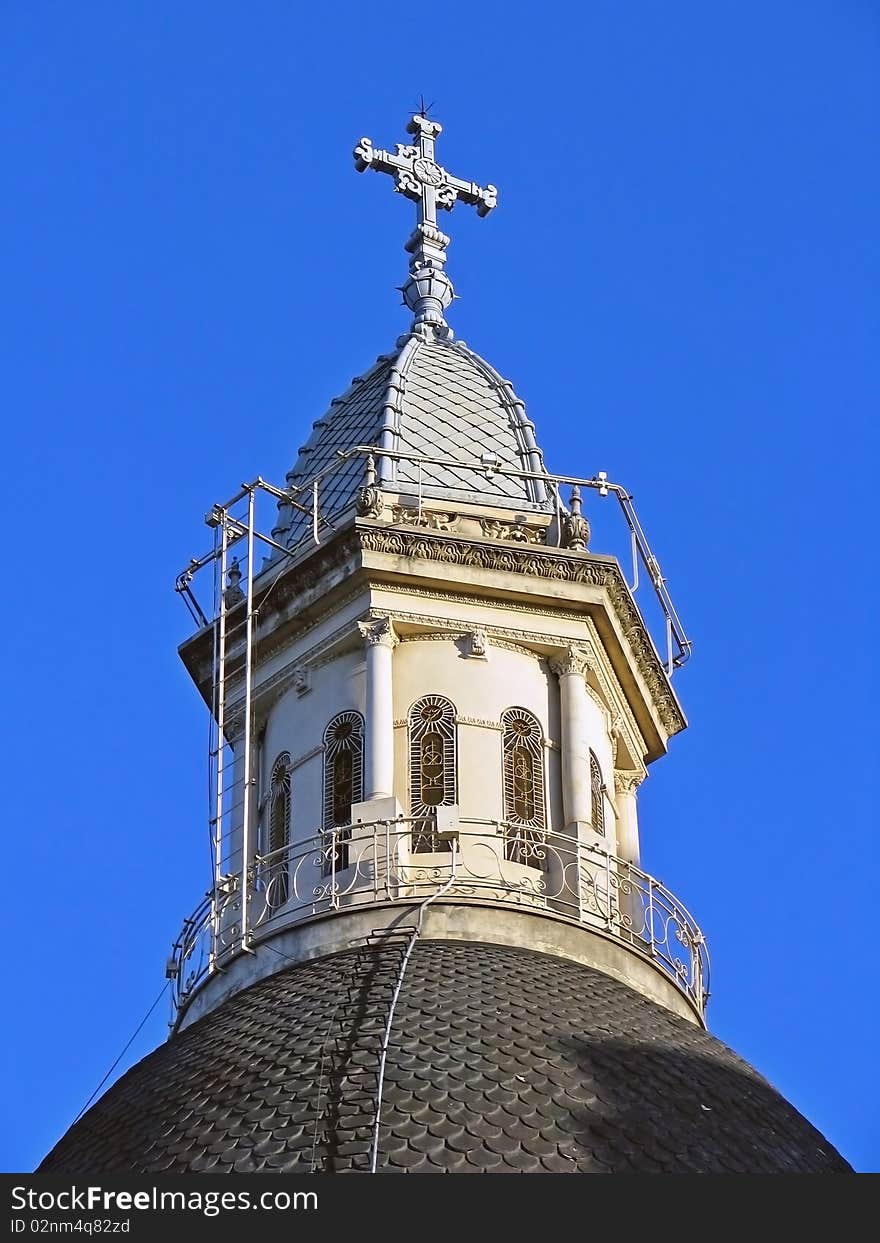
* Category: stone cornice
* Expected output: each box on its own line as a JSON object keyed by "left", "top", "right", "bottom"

{"left": 232, "top": 615, "right": 364, "bottom": 723}
{"left": 357, "top": 524, "right": 685, "bottom": 736}
{"left": 256, "top": 583, "right": 364, "bottom": 670}
{"left": 189, "top": 521, "right": 683, "bottom": 749}
{"left": 182, "top": 532, "right": 365, "bottom": 686}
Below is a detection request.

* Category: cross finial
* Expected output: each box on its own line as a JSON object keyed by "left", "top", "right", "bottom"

{"left": 353, "top": 115, "right": 497, "bottom": 333}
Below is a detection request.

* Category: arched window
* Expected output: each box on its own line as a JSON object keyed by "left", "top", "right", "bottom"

{"left": 267, "top": 752, "right": 291, "bottom": 908}
{"left": 502, "top": 708, "right": 546, "bottom": 867}
{"left": 409, "top": 695, "right": 456, "bottom": 851}
{"left": 590, "top": 750, "right": 605, "bottom": 835}
{"left": 322, "top": 711, "right": 364, "bottom": 873}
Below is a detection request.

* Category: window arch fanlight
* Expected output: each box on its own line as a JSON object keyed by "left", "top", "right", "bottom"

{"left": 267, "top": 752, "right": 291, "bottom": 909}
{"left": 322, "top": 711, "right": 364, "bottom": 874}
{"left": 409, "top": 695, "right": 456, "bottom": 852}
{"left": 501, "top": 708, "right": 546, "bottom": 868}
{"left": 590, "top": 750, "right": 605, "bottom": 835}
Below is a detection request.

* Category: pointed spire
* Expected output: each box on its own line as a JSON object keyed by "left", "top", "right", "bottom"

{"left": 354, "top": 114, "right": 497, "bottom": 332}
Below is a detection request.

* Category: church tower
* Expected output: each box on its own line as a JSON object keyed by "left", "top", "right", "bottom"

{"left": 40, "top": 115, "right": 850, "bottom": 1175}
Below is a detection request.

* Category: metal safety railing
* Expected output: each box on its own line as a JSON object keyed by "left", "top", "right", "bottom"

{"left": 175, "top": 452, "right": 691, "bottom": 674}
{"left": 168, "top": 819, "right": 709, "bottom": 1024}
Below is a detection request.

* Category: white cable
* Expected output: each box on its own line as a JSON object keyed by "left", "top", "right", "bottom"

{"left": 370, "top": 838, "right": 459, "bottom": 1173}
{"left": 71, "top": 982, "right": 170, "bottom": 1126}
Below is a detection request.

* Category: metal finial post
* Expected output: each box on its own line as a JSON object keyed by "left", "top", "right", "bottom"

{"left": 353, "top": 116, "right": 497, "bottom": 331}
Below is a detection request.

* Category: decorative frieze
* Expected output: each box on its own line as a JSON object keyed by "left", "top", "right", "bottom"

{"left": 479, "top": 517, "right": 546, "bottom": 545}
{"left": 389, "top": 505, "right": 460, "bottom": 532}
{"left": 395, "top": 624, "right": 538, "bottom": 664}
{"left": 357, "top": 525, "right": 684, "bottom": 736}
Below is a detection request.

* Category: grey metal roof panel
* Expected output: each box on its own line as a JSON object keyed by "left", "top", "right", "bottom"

{"left": 273, "top": 333, "right": 554, "bottom": 548}
{"left": 39, "top": 940, "right": 851, "bottom": 1175}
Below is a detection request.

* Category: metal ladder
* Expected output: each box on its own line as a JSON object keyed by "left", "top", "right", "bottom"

{"left": 310, "top": 927, "right": 415, "bottom": 1173}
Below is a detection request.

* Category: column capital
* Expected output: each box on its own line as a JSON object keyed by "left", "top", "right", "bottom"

{"left": 358, "top": 616, "right": 398, "bottom": 650}
{"left": 614, "top": 769, "right": 644, "bottom": 796}
{"left": 549, "top": 644, "right": 591, "bottom": 679}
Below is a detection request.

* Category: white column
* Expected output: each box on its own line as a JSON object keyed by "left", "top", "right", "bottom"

{"left": 614, "top": 771, "right": 643, "bottom": 868}
{"left": 550, "top": 646, "right": 592, "bottom": 833}
{"left": 358, "top": 617, "right": 397, "bottom": 800}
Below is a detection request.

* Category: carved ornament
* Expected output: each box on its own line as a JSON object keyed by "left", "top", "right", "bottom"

{"left": 479, "top": 517, "right": 547, "bottom": 545}
{"left": 358, "top": 616, "right": 398, "bottom": 650}
{"left": 549, "top": 645, "right": 592, "bottom": 679}
{"left": 614, "top": 770, "right": 644, "bottom": 797}
{"left": 468, "top": 628, "right": 489, "bottom": 658}
{"left": 389, "top": 505, "right": 460, "bottom": 532}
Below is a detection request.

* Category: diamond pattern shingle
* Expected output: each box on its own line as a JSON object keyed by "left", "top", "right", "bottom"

{"left": 272, "top": 334, "right": 553, "bottom": 548}
{"left": 39, "top": 941, "right": 850, "bottom": 1175}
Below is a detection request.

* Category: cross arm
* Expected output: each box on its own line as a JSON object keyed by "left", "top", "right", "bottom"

{"left": 442, "top": 173, "right": 498, "bottom": 217}
{"left": 353, "top": 137, "right": 415, "bottom": 177}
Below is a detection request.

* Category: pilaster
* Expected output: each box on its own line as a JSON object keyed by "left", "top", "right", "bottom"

{"left": 358, "top": 616, "right": 398, "bottom": 799}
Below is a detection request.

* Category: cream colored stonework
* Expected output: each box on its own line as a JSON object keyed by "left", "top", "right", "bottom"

{"left": 177, "top": 501, "right": 684, "bottom": 1020}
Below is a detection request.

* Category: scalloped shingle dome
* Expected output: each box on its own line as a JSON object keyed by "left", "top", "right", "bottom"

{"left": 39, "top": 941, "right": 850, "bottom": 1175}
{"left": 271, "top": 332, "right": 553, "bottom": 549}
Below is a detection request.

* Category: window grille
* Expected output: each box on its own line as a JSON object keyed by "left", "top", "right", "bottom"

{"left": 501, "top": 708, "right": 546, "bottom": 867}
{"left": 322, "top": 712, "right": 364, "bottom": 873}
{"left": 409, "top": 695, "right": 456, "bottom": 851}
{"left": 267, "top": 752, "right": 291, "bottom": 908}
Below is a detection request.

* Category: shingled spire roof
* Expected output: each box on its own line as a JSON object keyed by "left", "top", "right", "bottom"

{"left": 271, "top": 333, "right": 553, "bottom": 549}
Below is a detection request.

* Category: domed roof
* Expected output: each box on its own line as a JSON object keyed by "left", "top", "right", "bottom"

{"left": 271, "top": 331, "right": 554, "bottom": 550}
{"left": 39, "top": 941, "right": 850, "bottom": 1174}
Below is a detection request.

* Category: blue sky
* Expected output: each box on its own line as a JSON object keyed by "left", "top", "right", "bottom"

{"left": 3, "top": 2, "right": 877, "bottom": 1173}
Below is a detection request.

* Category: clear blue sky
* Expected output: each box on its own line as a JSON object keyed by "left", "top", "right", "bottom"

{"left": 3, "top": 3, "right": 877, "bottom": 1173}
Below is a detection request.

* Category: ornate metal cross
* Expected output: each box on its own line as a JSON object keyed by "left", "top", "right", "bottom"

{"left": 353, "top": 115, "right": 497, "bottom": 331}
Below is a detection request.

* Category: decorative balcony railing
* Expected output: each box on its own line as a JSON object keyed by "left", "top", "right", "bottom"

{"left": 169, "top": 815, "right": 710, "bottom": 1019}
{"left": 168, "top": 819, "right": 710, "bottom": 1024}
